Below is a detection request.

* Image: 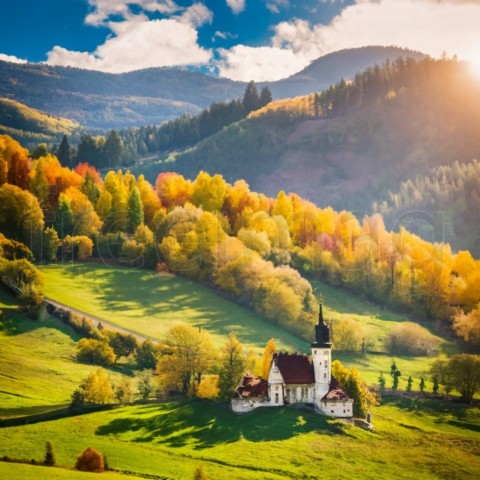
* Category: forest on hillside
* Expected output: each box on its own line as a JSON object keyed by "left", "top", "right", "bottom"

{"left": 1, "top": 134, "right": 480, "bottom": 354}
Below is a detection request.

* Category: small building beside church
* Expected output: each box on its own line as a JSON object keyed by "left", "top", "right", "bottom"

{"left": 231, "top": 304, "right": 353, "bottom": 418}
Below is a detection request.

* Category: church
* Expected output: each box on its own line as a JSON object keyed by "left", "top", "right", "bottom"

{"left": 231, "top": 304, "right": 353, "bottom": 418}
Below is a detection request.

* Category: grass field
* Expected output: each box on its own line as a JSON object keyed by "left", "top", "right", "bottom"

{"left": 0, "top": 288, "right": 122, "bottom": 418}
{"left": 40, "top": 263, "right": 308, "bottom": 353}
{"left": 0, "top": 398, "right": 479, "bottom": 480}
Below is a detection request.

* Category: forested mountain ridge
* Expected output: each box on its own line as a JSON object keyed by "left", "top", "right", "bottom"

{"left": 0, "top": 46, "right": 424, "bottom": 129}
{"left": 137, "top": 57, "right": 480, "bottom": 252}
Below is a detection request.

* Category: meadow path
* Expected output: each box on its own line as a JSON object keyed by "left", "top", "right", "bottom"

{"left": 44, "top": 296, "right": 159, "bottom": 343}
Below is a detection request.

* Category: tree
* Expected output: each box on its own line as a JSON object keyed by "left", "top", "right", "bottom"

{"left": 76, "top": 447, "right": 105, "bottom": 473}
{"left": 76, "top": 135, "right": 99, "bottom": 165}
{"left": 390, "top": 361, "right": 401, "bottom": 390}
{"left": 453, "top": 306, "right": 480, "bottom": 350}
{"left": 156, "top": 324, "right": 215, "bottom": 396}
{"left": 378, "top": 372, "right": 386, "bottom": 392}
{"left": 57, "top": 135, "right": 72, "bottom": 167}
{"left": 406, "top": 376, "right": 413, "bottom": 392}
{"left": 103, "top": 130, "right": 124, "bottom": 168}
{"left": 127, "top": 185, "right": 144, "bottom": 233}
{"left": 0, "top": 258, "right": 45, "bottom": 308}
{"left": 53, "top": 194, "right": 74, "bottom": 238}
{"left": 432, "top": 354, "right": 480, "bottom": 403}
{"left": 76, "top": 338, "right": 116, "bottom": 366}
{"left": 115, "top": 376, "right": 135, "bottom": 404}
{"left": 194, "top": 465, "right": 208, "bottom": 480}
{"left": 191, "top": 171, "right": 227, "bottom": 212}
{"left": 107, "top": 331, "right": 138, "bottom": 359}
{"left": 136, "top": 369, "right": 154, "bottom": 400}
{"left": 42, "top": 227, "right": 59, "bottom": 261}
{"left": 30, "top": 160, "right": 50, "bottom": 210}
{"left": 218, "top": 333, "right": 246, "bottom": 400}
{"left": 257, "top": 338, "right": 276, "bottom": 380}
{"left": 259, "top": 86, "right": 272, "bottom": 107}
{"left": 432, "top": 375, "right": 439, "bottom": 396}
{"left": 43, "top": 441, "right": 55, "bottom": 467}
{"left": 197, "top": 375, "right": 219, "bottom": 399}
{"left": 136, "top": 339, "right": 158, "bottom": 370}
{"left": 73, "top": 369, "right": 113, "bottom": 405}
{"left": 419, "top": 377, "right": 425, "bottom": 393}
{"left": 385, "top": 322, "right": 439, "bottom": 356}
{"left": 243, "top": 81, "right": 260, "bottom": 113}
{"left": 63, "top": 187, "right": 102, "bottom": 236}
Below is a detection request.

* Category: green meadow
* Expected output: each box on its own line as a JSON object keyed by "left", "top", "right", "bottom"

{"left": 0, "top": 398, "right": 479, "bottom": 480}
{"left": 40, "top": 263, "right": 308, "bottom": 353}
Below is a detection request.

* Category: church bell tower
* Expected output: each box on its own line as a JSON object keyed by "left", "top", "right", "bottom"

{"left": 311, "top": 301, "right": 332, "bottom": 400}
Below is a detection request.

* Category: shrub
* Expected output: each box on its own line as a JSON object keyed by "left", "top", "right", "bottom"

{"left": 76, "top": 338, "right": 116, "bottom": 366}
{"left": 43, "top": 441, "right": 55, "bottom": 466}
{"left": 385, "top": 322, "right": 439, "bottom": 356}
{"left": 75, "top": 447, "right": 104, "bottom": 472}
{"left": 331, "top": 317, "right": 363, "bottom": 352}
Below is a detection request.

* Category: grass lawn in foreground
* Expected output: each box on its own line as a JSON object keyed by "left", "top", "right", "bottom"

{"left": 0, "top": 287, "right": 122, "bottom": 418}
{"left": 0, "top": 398, "right": 479, "bottom": 480}
{"left": 40, "top": 263, "right": 308, "bottom": 353}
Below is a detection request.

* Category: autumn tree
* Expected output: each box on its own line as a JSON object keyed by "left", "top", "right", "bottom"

{"left": 76, "top": 338, "right": 116, "bottom": 366}
{"left": 257, "top": 338, "right": 276, "bottom": 379}
{"left": 63, "top": 187, "right": 102, "bottom": 236}
{"left": 156, "top": 324, "right": 215, "bottom": 396}
{"left": 136, "top": 369, "right": 154, "bottom": 400}
{"left": 136, "top": 339, "right": 158, "bottom": 370}
{"left": 127, "top": 185, "right": 144, "bottom": 233}
{"left": 218, "top": 333, "right": 247, "bottom": 400}
{"left": 72, "top": 368, "right": 113, "bottom": 405}
{"left": 115, "top": 376, "right": 135, "bottom": 404}
{"left": 191, "top": 171, "right": 227, "bottom": 212}
{"left": 453, "top": 305, "right": 480, "bottom": 350}
{"left": 76, "top": 447, "right": 105, "bottom": 473}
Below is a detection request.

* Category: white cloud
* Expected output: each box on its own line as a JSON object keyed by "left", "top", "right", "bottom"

{"left": 47, "top": 18, "right": 211, "bottom": 73}
{"left": 219, "top": 0, "right": 480, "bottom": 81}
{"left": 212, "top": 31, "right": 238, "bottom": 42}
{"left": 0, "top": 53, "right": 28, "bottom": 64}
{"left": 217, "top": 45, "right": 307, "bottom": 81}
{"left": 266, "top": 0, "right": 289, "bottom": 14}
{"left": 226, "top": 0, "right": 246, "bottom": 14}
{"left": 86, "top": 0, "right": 180, "bottom": 26}
{"left": 176, "top": 3, "right": 213, "bottom": 27}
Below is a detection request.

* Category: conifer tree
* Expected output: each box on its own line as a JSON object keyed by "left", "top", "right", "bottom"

{"left": 57, "top": 135, "right": 71, "bottom": 167}
{"left": 390, "top": 361, "right": 401, "bottom": 390}
{"left": 44, "top": 441, "right": 55, "bottom": 466}
{"left": 242, "top": 81, "right": 260, "bottom": 113}
{"left": 419, "top": 377, "right": 425, "bottom": 393}
{"left": 259, "top": 86, "right": 273, "bottom": 107}
{"left": 127, "top": 186, "right": 144, "bottom": 234}
{"left": 406, "top": 376, "right": 413, "bottom": 392}
{"left": 54, "top": 194, "right": 74, "bottom": 238}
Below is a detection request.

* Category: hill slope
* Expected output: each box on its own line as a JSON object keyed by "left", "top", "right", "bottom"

{"left": 0, "top": 47, "right": 425, "bottom": 129}
{"left": 0, "top": 98, "right": 79, "bottom": 146}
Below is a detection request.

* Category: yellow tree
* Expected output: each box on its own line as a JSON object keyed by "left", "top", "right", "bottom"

{"left": 256, "top": 338, "right": 276, "bottom": 379}
{"left": 156, "top": 324, "right": 215, "bottom": 396}
{"left": 191, "top": 171, "right": 227, "bottom": 212}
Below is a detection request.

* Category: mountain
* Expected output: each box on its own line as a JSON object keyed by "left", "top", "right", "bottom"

{"left": 0, "top": 47, "right": 425, "bottom": 129}
{"left": 0, "top": 97, "right": 79, "bottom": 146}
{"left": 267, "top": 46, "right": 426, "bottom": 98}
{"left": 134, "top": 57, "right": 480, "bottom": 252}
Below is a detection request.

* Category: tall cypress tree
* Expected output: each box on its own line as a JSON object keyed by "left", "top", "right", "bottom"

{"left": 259, "top": 86, "right": 272, "bottom": 107}
{"left": 57, "top": 135, "right": 72, "bottom": 167}
{"left": 127, "top": 186, "right": 144, "bottom": 234}
{"left": 242, "top": 80, "right": 260, "bottom": 113}
{"left": 54, "top": 194, "right": 74, "bottom": 238}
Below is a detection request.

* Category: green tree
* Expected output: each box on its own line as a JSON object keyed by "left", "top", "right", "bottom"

{"left": 242, "top": 80, "right": 260, "bottom": 113}
{"left": 42, "top": 226, "right": 59, "bottom": 261}
{"left": 432, "top": 375, "right": 439, "bottom": 396}
{"left": 81, "top": 171, "right": 100, "bottom": 205}
{"left": 136, "top": 339, "right": 158, "bottom": 370}
{"left": 57, "top": 134, "right": 72, "bottom": 167}
{"left": 107, "top": 331, "right": 138, "bottom": 359}
{"left": 103, "top": 130, "right": 124, "bottom": 168}
{"left": 406, "top": 376, "right": 413, "bottom": 392}
{"left": 193, "top": 465, "right": 208, "bottom": 480}
{"left": 259, "top": 86, "right": 272, "bottom": 107}
{"left": 127, "top": 185, "right": 144, "bottom": 233}
{"left": 390, "top": 361, "right": 401, "bottom": 390}
{"left": 136, "top": 369, "right": 154, "bottom": 400}
{"left": 76, "top": 135, "right": 99, "bottom": 165}
{"left": 218, "top": 333, "right": 246, "bottom": 401}
{"left": 53, "top": 194, "right": 74, "bottom": 239}
{"left": 31, "top": 143, "right": 48, "bottom": 159}
{"left": 419, "top": 377, "right": 425, "bottom": 393}
{"left": 30, "top": 161, "right": 50, "bottom": 210}
{"left": 43, "top": 441, "right": 55, "bottom": 467}
{"left": 378, "top": 372, "right": 386, "bottom": 392}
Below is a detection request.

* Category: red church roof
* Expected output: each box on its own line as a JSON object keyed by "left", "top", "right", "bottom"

{"left": 323, "top": 376, "right": 351, "bottom": 401}
{"left": 273, "top": 353, "right": 315, "bottom": 384}
{"left": 233, "top": 373, "right": 268, "bottom": 399}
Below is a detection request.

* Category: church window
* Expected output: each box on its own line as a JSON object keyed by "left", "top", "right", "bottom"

{"left": 331, "top": 410, "right": 334, "bottom": 414}
{"left": 314, "top": 349, "right": 317, "bottom": 354}
{"left": 275, "top": 393, "right": 279, "bottom": 404}
{"left": 324, "top": 373, "right": 327, "bottom": 379}
{"left": 324, "top": 351, "right": 328, "bottom": 355}
{"left": 275, "top": 385, "right": 279, "bottom": 391}
{"left": 343, "top": 410, "right": 346, "bottom": 414}
{"left": 325, "top": 361, "right": 328, "bottom": 368}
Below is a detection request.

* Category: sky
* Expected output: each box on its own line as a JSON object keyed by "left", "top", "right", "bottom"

{"left": 0, "top": 0, "right": 479, "bottom": 82}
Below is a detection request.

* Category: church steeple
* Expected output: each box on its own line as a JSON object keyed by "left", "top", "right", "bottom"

{"left": 311, "top": 301, "right": 332, "bottom": 348}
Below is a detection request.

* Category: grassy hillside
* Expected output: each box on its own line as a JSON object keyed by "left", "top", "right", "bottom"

{"left": 40, "top": 263, "right": 308, "bottom": 353}
{"left": 0, "top": 98, "right": 79, "bottom": 145}
{"left": 41, "top": 264, "right": 453, "bottom": 390}
{"left": 0, "top": 398, "right": 479, "bottom": 479}
{"left": 0, "top": 287, "right": 121, "bottom": 419}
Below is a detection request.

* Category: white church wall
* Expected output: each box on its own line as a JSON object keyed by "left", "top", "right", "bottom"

{"left": 317, "top": 400, "right": 353, "bottom": 418}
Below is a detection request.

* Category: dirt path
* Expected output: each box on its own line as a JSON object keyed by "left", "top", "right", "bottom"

{"left": 45, "top": 297, "right": 158, "bottom": 343}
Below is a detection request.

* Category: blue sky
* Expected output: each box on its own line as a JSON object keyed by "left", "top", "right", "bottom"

{"left": 0, "top": 1, "right": 479, "bottom": 81}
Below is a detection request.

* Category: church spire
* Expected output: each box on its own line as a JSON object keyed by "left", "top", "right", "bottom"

{"left": 311, "top": 298, "right": 332, "bottom": 348}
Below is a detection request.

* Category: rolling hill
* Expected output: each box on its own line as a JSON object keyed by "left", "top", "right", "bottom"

{"left": 0, "top": 98, "right": 79, "bottom": 146}
{"left": 0, "top": 47, "right": 425, "bottom": 129}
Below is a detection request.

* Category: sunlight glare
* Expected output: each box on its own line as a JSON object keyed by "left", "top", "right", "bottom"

{"left": 466, "top": 46, "right": 480, "bottom": 79}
